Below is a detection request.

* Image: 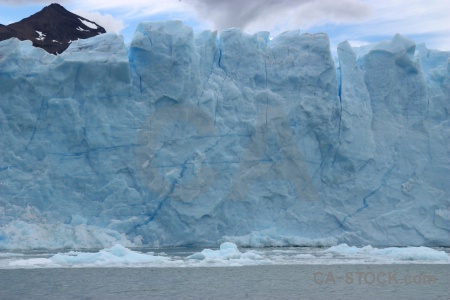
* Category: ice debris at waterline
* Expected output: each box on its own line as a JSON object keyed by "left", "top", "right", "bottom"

{"left": 324, "top": 244, "right": 450, "bottom": 262}
{"left": 0, "top": 20, "right": 449, "bottom": 250}
{"left": 8, "top": 244, "right": 173, "bottom": 268}
{"left": 187, "top": 242, "right": 263, "bottom": 260}
{"left": 2, "top": 243, "right": 449, "bottom": 269}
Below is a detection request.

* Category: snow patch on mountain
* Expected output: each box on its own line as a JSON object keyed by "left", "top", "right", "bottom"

{"left": 79, "top": 18, "right": 98, "bottom": 29}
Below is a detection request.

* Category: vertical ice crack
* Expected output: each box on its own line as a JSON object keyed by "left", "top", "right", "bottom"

{"left": 264, "top": 59, "right": 268, "bottom": 88}
{"left": 199, "top": 54, "right": 215, "bottom": 105}
{"left": 342, "top": 164, "right": 396, "bottom": 226}
{"left": 217, "top": 41, "right": 223, "bottom": 70}
{"left": 25, "top": 98, "right": 46, "bottom": 151}
{"left": 143, "top": 159, "right": 189, "bottom": 224}
{"left": 337, "top": 64, "right": 343, "bottom": 139}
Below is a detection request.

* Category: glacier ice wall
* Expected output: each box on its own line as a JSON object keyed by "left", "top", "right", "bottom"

{"left": 0, "top": 21, "right": 449, "bottom": 249}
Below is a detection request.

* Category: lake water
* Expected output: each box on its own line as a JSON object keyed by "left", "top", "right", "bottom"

{"left": 0, "top": 245, "right": 449, "bottom": 299}
{"left": 0, "top": 265, "right": 448, "bottom": 299}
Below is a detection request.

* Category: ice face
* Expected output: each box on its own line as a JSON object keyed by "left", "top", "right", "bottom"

{"left": 0, "top": 22, "right": 449, "bottom": 250}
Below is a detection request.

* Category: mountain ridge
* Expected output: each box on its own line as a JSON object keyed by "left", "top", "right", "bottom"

{"left": 0, "top": 3, "right": 106, "bottom": 54}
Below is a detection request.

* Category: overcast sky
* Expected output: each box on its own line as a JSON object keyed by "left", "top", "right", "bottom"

{"left": 0, "top": 0, "right": 449, "bottom": 51}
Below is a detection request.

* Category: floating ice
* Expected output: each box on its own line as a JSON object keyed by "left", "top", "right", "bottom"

{"left": 8, "top": 244, "right": 173, "bottom": 268}
{"left": 10, "top": 258, "right": 54, "bottom": 267}
{"left": 220, "top": 232, "right": 338, "bottom": 248}
{"left": 187, "top": 242, "right": 263, "bottom": 261}
{"left": 3, "top": 243, "right": 448, "bottom": 269}
{"left": 325, "top": 244, "right": 450, "bottom": 262}
{"left": 49, "top": 244, "right": 172, "bottom": 266}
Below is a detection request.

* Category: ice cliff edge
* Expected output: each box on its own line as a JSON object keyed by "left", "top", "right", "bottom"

{"left": 0, "top": 21, "right": 449, "bottom": 249}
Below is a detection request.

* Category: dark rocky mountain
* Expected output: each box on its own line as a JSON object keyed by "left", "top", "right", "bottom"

{"left": 0, "top": 3, "right": 106, "bottom": 54}
{"left": 0, "top": 24, "right": 18, "bottom": 40}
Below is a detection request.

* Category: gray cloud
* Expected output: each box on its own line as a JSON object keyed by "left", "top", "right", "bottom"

{"left": 186, "top": 0, "right": 371, "bottom": 32}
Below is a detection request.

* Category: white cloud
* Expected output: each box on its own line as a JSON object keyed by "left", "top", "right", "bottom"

{"left": 356, "top": 0, "right": 450, "bottom": 35}
{"left": 2, "top": 0, "right": 448, "bottom": 50}
{"left": 72, "top": 0, "right": 372, "bottom": 35}
{"left": 76, "top": 0, "right": 192, "bottom": 17}
{"left": 73, "top": 9, "right": 125, "bottom": 33}
{"left": 186, "top": 0, "right": 372, "bottom": 34}
{"left": 0, "top": 0, "right": 66, "bottom": 4}
{"left": 328, "top": 0, "right": 450, "bottom": 50}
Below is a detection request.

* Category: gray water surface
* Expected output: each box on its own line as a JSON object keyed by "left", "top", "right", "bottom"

{"left": 0, "top": 264, "right": 448, "bottom": 299}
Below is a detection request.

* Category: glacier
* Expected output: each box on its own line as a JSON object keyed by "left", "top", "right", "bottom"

{"left": 0, "top": 21, "right": 449, "bottom": 250}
